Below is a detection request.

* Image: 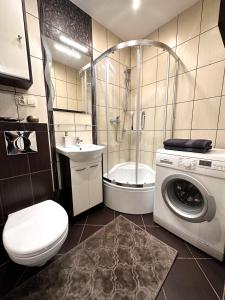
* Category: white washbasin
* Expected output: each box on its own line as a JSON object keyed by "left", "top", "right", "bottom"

{"left": 56, "top": 144, "right": 104, "bottom": 162}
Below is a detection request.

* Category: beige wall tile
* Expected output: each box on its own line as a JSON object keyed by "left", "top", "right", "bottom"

{"left": 66, "top": 67, "right": 77, "bottom": 84}
{"left": 25, "top": 0, "right": 38, "bottom": 17}
{"left": 53, "top": 111, "right": 75, "bottom": 125}
{"left": 108, "top": 151, "right": 120, "bottom": 170}
{"left": 145, "top": 108, "right": 155, "bottom": 130}
{"left": 75, "top": 113, "right": 92, "bottom": 125}
{"left": 157, "top": 52, "right": 169, "bottom": 81}
{"left": 54, "top": 62, "right": 67, "bottom": 81}
{"left": 76, "top": 128, "right": 93, "bottom": 144}
{"left": 0, "top": 90, "right": 18, "bottom": 118}
{"left": 218, "top": 96, "right": 225, "bottom": 129}
{"left": 130, "top": 89, "right": 136, "bottom": 110}
{"left": 55, "top": 79, "right": 67, "bottom": 98}
{"left": 131, "top": 66, "right": 137, "bottom": 90}
{"left": 158, "top": 17, "right": 177, "bottom": 51}
{"left": 154, "top": 106, "right": 166, "bottom": 130}
{"left": 68, "top": 99, "right": 77, "bottom": 111}
{"left": 201, "top": 0, "right": 220, "bottom": 33}
{"left": 198, "top": 27, "right": 225, "bottom": 68}
{"left": 56, "top": 97, "right": 67, "bottom": 110}
{"left": 120, "top": 47, "right": 131, "bottom": 66}
{"left": 96, "top": 80, "right": 106, "bottom": 106}
{"left": 67, "top": 83, "right": 76, "bottom": 100}
{"left": 192, "top": 97, "right": 220, "bottom": 129}
{"left": 109, "top": 59, "right": 120, "bottom": 86}
{"left": 177, "top": 1, "right": 202, "bottom": 44}
{"left": 26, "top": 13, "right": 42, "bottom": 59}
{"left": 140, "top": 151, "right": 154, "bottom": 167}
{"left": 174, "top": 101, "right": 193, "bottom": 129}
{"left": 107, "top": 30, "right": 120, "bottom": 61}
{"left": 108, "top": 84, "right": 120, "bottom": 108}
{"left": 156, "top": 80, "right": 167, "bottom": 106}
{"left": 120, "top": 150, "right": 130, "bottom": 163}
{"left": 216, "top": 130, "right": 225, "bottom": 148}
{"left": 143, "top": 57, "right": 157, "bottom": 85}
{"left": 142, "top": 83, "right": 156, "bottom": 108}
{"left": 191, "top": 130, "right": 217, "bottom": 146}
{"left": 16, "top": 57, "right": 45, "bottom": 97}
{"left": 177, "top": 70, "right": 196, "bottom": 102}
{"left": 173, "top": 130, "right": 191, "bottom": 139}
{"left": 154, "top": 131, "right": 164, "bottom": 152}
{"left": 143, "top": 30, "right": 158, "bottom": 61}
{"left": 92, "top": 19, "right": 107, "bottom": 53}
{"left": 97, "top": 106, "right": 107, "bottom": 130}
{"left": 176, "top": 37, "right": 199, "bottom": 73}
{"left": 141, "top": 131, "right": 154, "bottom": 151}
{"left": 195, "top": 61, "right": 225, "bottom": 100}
{"left": 18, "top": 95, "right": 48, "bottom": 123}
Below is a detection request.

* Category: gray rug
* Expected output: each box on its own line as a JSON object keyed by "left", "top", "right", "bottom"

{"left": 4, "top": 216, "right": 177, "bottom": 300}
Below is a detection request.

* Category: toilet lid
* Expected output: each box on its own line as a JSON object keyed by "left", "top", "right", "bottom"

{"left": 3, "top": 200, "right": 68, "bottom": 257}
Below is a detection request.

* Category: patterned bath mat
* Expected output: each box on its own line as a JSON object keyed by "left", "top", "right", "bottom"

{"left": 4, "top": 216, "right": 177, "bottom": 300}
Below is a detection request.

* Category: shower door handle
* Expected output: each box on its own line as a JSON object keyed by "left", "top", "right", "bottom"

{"left": 141, "top": 111, "right": 146, "bottom": 130}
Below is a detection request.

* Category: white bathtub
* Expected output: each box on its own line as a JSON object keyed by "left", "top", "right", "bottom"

{"left": 103, "top": 162, "right": 155, "bottom": 214}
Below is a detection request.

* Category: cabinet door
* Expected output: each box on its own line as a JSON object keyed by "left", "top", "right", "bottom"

{"left": 89, "top": 162, "right": 103, "bottom": 208}
{"left": 0, "top": 0, "right": 30, "bottom": 79}
{"left": 71, "top": 167, "right": 89, "bottom": 216}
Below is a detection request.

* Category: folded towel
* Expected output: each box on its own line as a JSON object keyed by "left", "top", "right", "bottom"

{"left": 164, "top": 139, "right": 212, "bottom": 149}
{"left": 164, "top": 145, "right": 212, "bottom": 153}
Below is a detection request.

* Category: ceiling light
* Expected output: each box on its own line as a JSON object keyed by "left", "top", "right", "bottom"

{"left": 54, "top": 43, "right": 81, "bottom": 59}
{"left": 132, "top": 0, "right": 140, "bottom": 10}
{"left": 60, "top": 35, "right": 88, "bottom": 53}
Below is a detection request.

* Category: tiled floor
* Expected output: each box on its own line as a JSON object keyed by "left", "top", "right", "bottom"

{"left": 0, "top": 204, "right": 225, "bottom": 299}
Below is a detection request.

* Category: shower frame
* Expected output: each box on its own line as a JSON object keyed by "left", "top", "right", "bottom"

{"left": 92, "top": 39, "right": 180, "bottom": 187}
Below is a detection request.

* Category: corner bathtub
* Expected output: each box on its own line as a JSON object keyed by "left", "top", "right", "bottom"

{"left": 103, "top": 162, "right": 155, "bottom": 214}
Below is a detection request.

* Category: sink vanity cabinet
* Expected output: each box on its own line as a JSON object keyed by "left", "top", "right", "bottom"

{"left": 56, "top": 144, "right": 104, "bottom": 217}
{"left": 70, "top": 159, "right": 103, "bottom": 216}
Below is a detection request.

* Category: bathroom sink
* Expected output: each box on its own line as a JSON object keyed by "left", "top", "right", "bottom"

{"left": 56, "top": 144, "right": 104, "bottom": 162}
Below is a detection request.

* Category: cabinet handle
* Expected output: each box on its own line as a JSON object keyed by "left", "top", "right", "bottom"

{"left": 90, "top": 164, "right": 98, "bottom": 168}
{"left": 17, "top": 35, "right": 23, "bottom": 41}
{"left": 76, "top": 167, "right": 86, "bottom": 172}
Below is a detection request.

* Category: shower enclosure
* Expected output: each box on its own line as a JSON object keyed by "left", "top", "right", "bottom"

{"left": 93, "top": 40, "right": 179, "bottom": 214}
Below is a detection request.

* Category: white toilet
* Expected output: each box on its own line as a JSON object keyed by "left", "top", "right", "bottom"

{"left": 2, "top": 200, "right": 68, "bottom": 267}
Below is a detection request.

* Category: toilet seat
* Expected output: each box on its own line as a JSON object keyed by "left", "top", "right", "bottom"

{"left": 3, "top": 200, "right": 68, "bottom": 263}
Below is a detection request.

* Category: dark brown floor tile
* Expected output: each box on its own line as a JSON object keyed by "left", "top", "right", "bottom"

{"left": 197, "top": 259, "right": 225, "bottom": 299}
{"left": 0, "top": 261, "right": 26, "bottom": 298}
{"left": 115, "top": 211, "right": 144, "bottom": 225}
{"left": 80, "top": 225, "right": 102, "bottom": 242}
{"left": 59, "top": 225, "right": 84, "bottom": 254}
{"left": 71, "top": 211, "right": 88, "bottom": 225}
{"left": 164, "top": 260, "right": 218, "bottom": 300}
{"left": 86, "top": 205, "right": 114, "bottom": 225}
{"left": 156, "top": 288, "right": 166, "bottom": 300}
{"left": 186, "top": 243, "right": 212, "bottom": 258}
{"left": 146, "top": 226, "right": 192, "bottom": 258}
{"left": 142, "top": 212, "right": 158, "bottom": 226}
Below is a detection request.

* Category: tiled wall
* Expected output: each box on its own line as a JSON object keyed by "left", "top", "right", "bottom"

{"left": 51, "top": 61, "right": 83, "bottom": 111}
{"left": 0, "top": 122, "right": 53, "bottom": 266}
{"left": 137, "top": 0, "right": 224, "bottom": 167}
{"left": 93, "top": 19, "right": 132, "bottom": 173}
{"left": 53, "top": 110, "right": 92, "bottom": 146}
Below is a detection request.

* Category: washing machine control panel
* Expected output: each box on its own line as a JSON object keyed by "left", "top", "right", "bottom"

{"left": 178, "top": 158, "right": 225, "bottom": 172}
{"left": 178, "top": 158, "right": 198, "bottom": 170}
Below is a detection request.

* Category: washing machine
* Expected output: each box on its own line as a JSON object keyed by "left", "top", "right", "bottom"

{"left": 154, "top": 148, "right": 225, "bottom": 261}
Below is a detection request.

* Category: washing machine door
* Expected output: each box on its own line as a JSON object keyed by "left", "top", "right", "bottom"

{"left": 161, "top": 173, "right": 216, "bottom": 223}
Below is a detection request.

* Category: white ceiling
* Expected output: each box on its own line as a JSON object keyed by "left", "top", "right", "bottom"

{"left": 71, "top": 0, "right": 199, "bottom": 40}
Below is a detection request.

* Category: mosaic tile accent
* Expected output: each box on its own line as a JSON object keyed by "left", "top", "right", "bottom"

{"left": 3, "top": 216, "right": 177, "bottom": 300}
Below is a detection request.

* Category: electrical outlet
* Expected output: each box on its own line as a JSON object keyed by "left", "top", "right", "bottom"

{"left": 15, "top": 95, "right": 36, "bottom": 107}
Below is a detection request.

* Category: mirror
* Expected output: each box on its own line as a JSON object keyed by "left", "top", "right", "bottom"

{"left": 42, "top": 35, "right": 92, "bottom": 114}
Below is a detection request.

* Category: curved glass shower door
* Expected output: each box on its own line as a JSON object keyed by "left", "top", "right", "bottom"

{"left": 94, "top": 40, "right": 179, "bottom": 187}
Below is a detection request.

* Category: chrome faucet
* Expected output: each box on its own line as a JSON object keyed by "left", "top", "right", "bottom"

{"left": 75, "top": 137, "right": 83, "bottom": 147}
